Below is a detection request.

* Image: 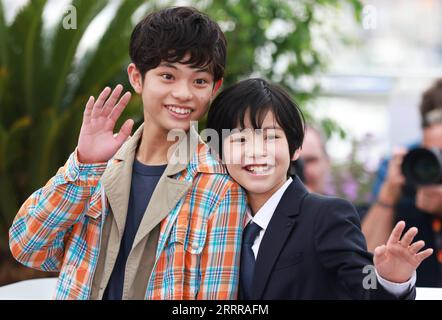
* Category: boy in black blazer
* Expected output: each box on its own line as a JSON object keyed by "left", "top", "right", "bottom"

{"left": 206, "top": 78, "right": 433, "bottom": 299}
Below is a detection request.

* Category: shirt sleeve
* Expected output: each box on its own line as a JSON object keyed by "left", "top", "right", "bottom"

{"left": 375, "top": 269, "right": 417, "bottom": 297}
{"left": 9, "top": 148, "right": 108, "bottom": 271}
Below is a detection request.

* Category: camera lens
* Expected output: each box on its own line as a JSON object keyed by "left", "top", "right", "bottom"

{"left": 402, "top": 148, "right": 442, "bottom": 185}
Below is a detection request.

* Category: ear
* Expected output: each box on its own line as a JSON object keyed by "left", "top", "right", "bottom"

{"left": 127, "top": 63, "right": 143, "bottom": 94}
{"left": 212, "top": 79, "right": 223, "bottom": 96}
{"left": 292, "top": 148, "right": 302, "bottom": 161}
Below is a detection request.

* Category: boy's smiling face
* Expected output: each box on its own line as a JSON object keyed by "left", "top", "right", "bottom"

{"left": 223, "top": 110, "right": 297, "bottom": 204}
{"left": 128, "top": 55, "right": 221, "bottom": 133}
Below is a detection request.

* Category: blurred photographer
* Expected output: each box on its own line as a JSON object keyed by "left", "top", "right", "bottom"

{"left": 362, "top": 79, "right": 442, "bottom": 287}
{"left": 299, "top": 126, "right": 332, "bottom": 195}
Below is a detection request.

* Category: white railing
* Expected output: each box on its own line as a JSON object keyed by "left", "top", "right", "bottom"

{"left": 0, "top": 278, "right": 441, "bottom": 300}
{"left": 0, "top": 278, "right": 57, "bottom": 300}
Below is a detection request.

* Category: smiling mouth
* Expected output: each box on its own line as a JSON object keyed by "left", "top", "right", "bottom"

{"left": 165, "top": 105, "right": 194, "bottom": 115}
{"left": 243, "top": 164, "right": 273, "bottom": 175}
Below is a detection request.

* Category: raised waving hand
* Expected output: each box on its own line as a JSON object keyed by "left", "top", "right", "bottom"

{"left": 77, "top": 85, "right": 134, "bottom": 164}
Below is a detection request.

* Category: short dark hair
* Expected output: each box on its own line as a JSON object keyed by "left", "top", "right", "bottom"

{"left": 206, "top": 78, "right": 305, "bottom": 160}
{"left": 129, "top": 6, "right": 226, "bottom": 81}
{"left": 420, "top": 78, "right": 442, "bottom": 128}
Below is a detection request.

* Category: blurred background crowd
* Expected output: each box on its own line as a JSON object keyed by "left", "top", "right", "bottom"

{"left": 1, "top": 0, "right": 442, "bottom": 288}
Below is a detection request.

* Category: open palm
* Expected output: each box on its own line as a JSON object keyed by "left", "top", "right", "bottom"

{"left": 77, "top": 85, "right": 134, "bottom": 164}
{"left": 374, "top": 221, "right": 433, "bottom": 283}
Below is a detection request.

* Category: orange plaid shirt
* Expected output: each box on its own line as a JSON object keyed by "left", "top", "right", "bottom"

{"left": 10, "top": 142, "right": 247, "bottom": 299}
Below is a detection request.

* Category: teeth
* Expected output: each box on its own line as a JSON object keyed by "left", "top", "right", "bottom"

{"left": 166, "top": 105, "right": 192, "bottom": 115}
{"left": 245, "top": 165, "right": 271, "bottom": 174}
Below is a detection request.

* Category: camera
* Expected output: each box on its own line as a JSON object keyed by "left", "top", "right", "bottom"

{"left": 401, "top": 147, "right": 442, "bottom": 186}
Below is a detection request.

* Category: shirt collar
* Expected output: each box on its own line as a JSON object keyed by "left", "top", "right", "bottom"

{"left": 246, "top": 177, "right": 293, "bottom": 231}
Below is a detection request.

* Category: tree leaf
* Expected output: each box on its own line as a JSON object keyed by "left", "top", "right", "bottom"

{"left": 48, "top": 0, "right": 107, "bottom": 111}
{"left": 4, "top": 0, "right": 47, "bottom": 123}
{"left": 74, "top": 0, "right": 146, "bottom": 97}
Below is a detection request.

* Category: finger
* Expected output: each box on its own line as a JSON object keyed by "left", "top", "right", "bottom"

{"left": 418, "top": 186, "right": 442, "bottom": 198}
{"left": 390, "top": 148, "right": 406, "bottom": 173}
{"left": 374, "top": 244, "right": 387, "bottom": 258}
{"left": 387, "top": 221, "right": 406, "bottom": 246}
{"left": 108, "top": 92, "right": 132, "bottom": 124}
{"left": 418, "top": 185, "right": 437, "bottom": 192}
{"left": 415, "top": 190, "right": 425, "bottom": 210}
{"left": 392, "top": 146, "right": 407, "bottom": 158}
{"left": 101, "top": 84, "right": 124, "bottom": 117}
{"left": 416, "top": 248, "right": 434, "bottom": 263}
{"left": 400, "top": 227, "right": 418, "bottom": 247}
{"left": 409, "top": 240, "right": 425, "bottom": 254}
{"left": 91, "top": 87, "right": 111, "bottom": 118}
{"left": 83, "top": 96, "right": 95, "bottom": 124}
{"left": 115, "top": 119, "right": 134, "bottom": 146}
{"left": 373, "top": 245, "right": 387, "bottom": 266}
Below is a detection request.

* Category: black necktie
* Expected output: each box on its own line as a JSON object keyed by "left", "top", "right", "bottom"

{"left": 240, "top": 221, "right": 262, "bottom": 300}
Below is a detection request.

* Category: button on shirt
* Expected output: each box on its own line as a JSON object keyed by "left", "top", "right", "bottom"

{"left": 245, "top": 177, "right": 416, "bottom": 297}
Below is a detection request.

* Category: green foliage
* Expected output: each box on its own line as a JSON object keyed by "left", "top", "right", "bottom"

{"left": 0, "top": 0, "right": 146, "bottom": 241}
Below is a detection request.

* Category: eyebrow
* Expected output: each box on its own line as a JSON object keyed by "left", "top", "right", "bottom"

{"left": 251, "top": 126, "right": 283, "bottom": 132}
{"left": 195, "top": 67, "right": 210, "bottom": 73}
{"left": 261, "top": 126, "right": 282, "bottom": 130}
{"left": 159, "top": 62, "right": 178, "bottom": 69}
{"left": 234, "top": 126, "right": 282, "bottom": 134}
{"left": 159, "top": 63, "right": 211, "bottom": 74}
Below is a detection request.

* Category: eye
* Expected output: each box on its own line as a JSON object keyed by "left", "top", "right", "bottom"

{"left": 231, "top": 136, "right": 246, "bottom": 143}
{"left": 161, "top": 73, "right": 174, "bottom": 80}
{"left": 265, "top": 134, "right": 279, "bottom": 140}
{"left": 195, "top": 78, "right": 208, "bottom": 86}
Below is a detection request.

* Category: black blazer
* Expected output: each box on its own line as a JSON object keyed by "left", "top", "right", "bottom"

{"left": 245, "top": 177, "right": 415, "bottom": 300}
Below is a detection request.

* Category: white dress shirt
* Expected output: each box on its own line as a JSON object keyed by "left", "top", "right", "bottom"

{"left": 245, "top": 177, "right": 416, "bottom": 297}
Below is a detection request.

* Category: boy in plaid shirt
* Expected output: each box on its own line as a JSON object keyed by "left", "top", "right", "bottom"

{"left": 10, "top": 6, "right": 247, "bottom": 300}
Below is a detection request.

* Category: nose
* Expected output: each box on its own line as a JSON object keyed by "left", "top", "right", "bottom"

{"left": 245, "top": 132, "right": 267, "bottom": 159}
{"left": 171, "top": 81, "right": 193, "bottom": 101}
